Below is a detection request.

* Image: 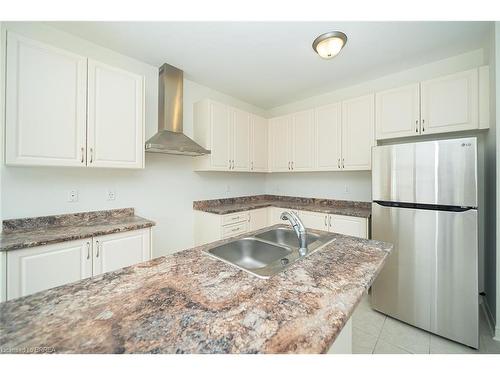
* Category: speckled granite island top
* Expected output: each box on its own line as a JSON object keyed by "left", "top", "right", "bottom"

{"left": 0, "top": 208, "right": 155, "bottom": 252}
{"left": 193, "top": 195, "right": 371, "bottom": 218}
{"left": 0, "top": 225, "right": 391, "bottom": 354}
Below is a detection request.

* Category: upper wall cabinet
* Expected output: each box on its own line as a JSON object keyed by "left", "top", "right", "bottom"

{"left": 375, "top": 68, "right": 489, "bottom": 140}
{"left": 376, "top": 84, "right": 420, "bottom": 140}
{"left": 316, "top": 102, "right": 342, "bottom": 170}
{"left": 250, "top": 114, "right": 268, "bottom": 172}
{"left": 420, "top": 69, "right": 478, "bottom": 135}
{"left": 268, "top": 115, "right": 291, "bottom": 172}
{"left": 5, "top": 32, "right": 145, "bottom": 169}
{"left": 269, "top": 110, "right": 315, "bottom": 172}
{"left": 5, "top": 32, "right": 87, "bottom": 167}
{"left": 194, "top": 99, "right": 263, "bottom": 172}
{"left": 341, "top": 94, "right": 375, "bottom": 170}
{"left": 87, "top": 60, "right": 145, "bottom": 168}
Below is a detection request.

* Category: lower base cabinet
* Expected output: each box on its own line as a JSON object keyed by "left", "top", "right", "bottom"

{"left": 6, "top": 228, "right": 152, "bottom": 300}
{"left": 194, "top": 207, "right": 369, "bottom": 246}
{"left": 327, "top": 318, "right": 353, "bottom": 354}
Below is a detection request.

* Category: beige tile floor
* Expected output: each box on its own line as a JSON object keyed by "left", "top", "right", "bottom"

{"left": 353, "top": 294, "right": 500, "bottom": 354}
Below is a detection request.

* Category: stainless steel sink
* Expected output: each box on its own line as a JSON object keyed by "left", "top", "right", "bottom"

{"left": 207, "top": 238, "right": 291, "bottom": 270}
{"left": 255, "top": 227, "right": 320, "bottom": 248}
{"left": 204, "top": 227, "right": 336, "bottom": 278}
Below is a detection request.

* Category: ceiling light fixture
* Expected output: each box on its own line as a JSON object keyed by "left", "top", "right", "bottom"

{"left": 312, "top": 31, "right": 348, "bottom": 59}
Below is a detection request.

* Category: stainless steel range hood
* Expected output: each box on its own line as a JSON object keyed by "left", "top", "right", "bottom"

{"left": 145, "top": 63, "right": 210, "bottom": 156}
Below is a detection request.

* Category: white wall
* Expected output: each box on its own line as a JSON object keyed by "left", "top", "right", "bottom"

{"left": 0, "top": 22, "right": 266, "bottom": 257}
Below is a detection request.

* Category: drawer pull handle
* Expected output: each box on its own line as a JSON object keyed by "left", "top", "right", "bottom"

{"left": 96, "top": 240, "right": 100, "bottom": 258}
{"left": 86, "top": 242, "right": 90, "bottom": 259}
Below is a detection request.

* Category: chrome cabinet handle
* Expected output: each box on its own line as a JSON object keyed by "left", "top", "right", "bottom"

{"left": 251, "top": 161, "right": 254, "bottom": 170}
{"left": 324, "top": 215, "right": 328, "bottom": 227}
{"left": 291, "top": 161, "right": 294, "bottom": 170}
{"left": 337, "top": 158, "right": 340, "bottom": 169}
{"left": 415, "top": 119, "right": 419, "bottom": 133}
{"left": 288, "top": 161, "right": 290, "bottom": 170}
{"left": 86, "top": 242, "right": 90, "bottom": 259}
{"left": 90, "top": 147, "right": 93, "bottom": 163}
{"left": 342, "top": 158, "right": 345, "bottom": 168}
{"left": 422, "top": 119, "right": 425, "bottom": 132}
{"left": 228, "top": 160, "right": 231, "bottom": 170}
{"left": 81, "top": 147, "right": 85, "bottom": 163}
{"left": 329, "top": 215, "right": 332, "bottom": 227}
{"left": 95, "top": 240, "right": 100, "bottom": 258}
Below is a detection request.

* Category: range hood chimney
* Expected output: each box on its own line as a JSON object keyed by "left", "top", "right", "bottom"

{"left": 145, "top": 63, "right": 210, "bottom": 156}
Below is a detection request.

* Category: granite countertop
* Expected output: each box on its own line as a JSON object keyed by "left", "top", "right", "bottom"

{"left": 0, "top": 208, "right": 155, "bottom": 252}
{"left": 0, "top": 225, "right": 391, "bottom": 354}
{"left": 193, "top": 195, "right": 372, "bottom": 218}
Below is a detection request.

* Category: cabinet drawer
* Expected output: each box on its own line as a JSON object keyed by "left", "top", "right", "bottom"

{"left": 222, "top": 222, "right": 248, "bottom": 239}
{"left": 222, "top": 212, "right": 249, "bottom": 225}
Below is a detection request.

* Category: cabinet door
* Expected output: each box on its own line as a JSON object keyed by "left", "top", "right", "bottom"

{"left": 269, "top": 116, "right": 291, "bottom": 172}
{"left": 87, "top": 60, "right": 145, "bottom": 169}
{"left": 248, "top": 208, "right": 269, "bottom": 231}
{"left": 231, "top": 108, "right": 250, "bottom": 171}
{"left": 93, "top": 229, "right": 151, "bottom": 276}
{"left": 341, "top": 94, "right": 375, "bottom": 170}
{"left": 299, "top": 210, "right": 329, "bottom": 231}
{"left": 329, "top": 215, "right": 368, "bottom": 238}
{"left": 250, "top": 114, "right": 268, "bottom": 172}
{"left": 5, "top": 32, "right": 87, "bottom": 167}
{"left": 420, "top": 69, "right": 478, "bottom": 134}
{"left": 376, "top": 84, "right": 420, "bottom": 140}
{"left": 291, "top": 110, "right": 315, "bottom": 171}
{"left": 210, "top": 101, "right": 231, "bottom": 170}
{"left": 268, "top": 207, "right": 285, "bottom": 225}
{"left": 316, "top": 103, "right": 342, "bottom": 170}
{"left": 7, "top": 239, "right": 92, "bottom": 300}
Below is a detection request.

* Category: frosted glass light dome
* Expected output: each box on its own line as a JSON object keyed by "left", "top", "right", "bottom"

{"left": 312, "top": 31, "right": 348, "bottom": 59}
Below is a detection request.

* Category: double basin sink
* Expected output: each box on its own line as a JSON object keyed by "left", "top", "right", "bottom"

{"left": 204, "top": 227, "right": 336, "bottom": 278}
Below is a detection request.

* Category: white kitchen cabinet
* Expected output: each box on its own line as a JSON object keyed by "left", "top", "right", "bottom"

{"left": 341, "top": 94, "right": 375, "bottom": 170}
{"left": 6, "top": 228, "right": 153, "bottom": 300}
{"left": 291, "top": 110, "right": 315, "bottom": 171}
{"left": 269, "top": 115, "right": 292, "bottom": 172}
{"left": 330, "top": 215, "right": 368, "bottom": 238}
{"left": 268, "top": 206, "right": 286, "bottom": 225}
{"left": 5, "top": 32, "right": 87, "bottom": 167}
{"left": 299, "top": 210, "right": 329, "bottom": 231}
{"left": 93, "top": 228, "right": 151, "bottom": 276}
{"left": 376, "top": 84, "right": 420, "bottom": 140}
{"left": 87, "top": 60, "right": 145, "bottom": 169}
{"left": 194, "top": 99, "right": 259, "bottom": 172}
{"left": 7, "top": 239, "right": 92, "bottom": 300}
{"left": 250, "top": 114, "right": 268, "bottom": 172}
{"left": 316, "top": 103, "right": 342, "bottom": 171}
{"left": 327, "top": 318, "right": 352, "bottom": 354}
{"left": 230, "top": 108, "right": 250, "bottom": 171}
{"left": 248, "top": 208, "right": 269, "bottom": 231}
{"left": 420, "top": 69, "right": 478, "bottom": 135}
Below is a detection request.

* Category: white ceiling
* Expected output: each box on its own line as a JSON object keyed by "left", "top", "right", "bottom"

{"left": 49, "top": 21, "right": 491, "bottom": 109}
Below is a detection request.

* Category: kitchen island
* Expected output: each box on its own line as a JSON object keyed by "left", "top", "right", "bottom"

{"left": 0, "top": 226, "right": 391, "bottom": 354}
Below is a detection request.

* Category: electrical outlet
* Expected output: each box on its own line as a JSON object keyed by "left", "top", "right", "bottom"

{"left": 67, "top": 190, "right": 78, "bottom": 203}
{"left": 107, "top": 189, "right": 116, "bottom": 201}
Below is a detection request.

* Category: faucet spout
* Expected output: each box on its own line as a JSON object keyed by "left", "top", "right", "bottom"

{"left": 280, "top": 211, "right": 308, "bottom": 256}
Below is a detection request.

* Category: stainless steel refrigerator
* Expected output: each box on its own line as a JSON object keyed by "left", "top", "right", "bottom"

{"left": 371, "top": 137, "right": 479, "bottom": 348}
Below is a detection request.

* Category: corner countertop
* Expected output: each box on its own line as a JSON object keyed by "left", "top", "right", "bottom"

{"left": 193, "top": 195, "right": 371, "bottom": 218}
{"left": 0, "top": 208, "right": 155, "bottom": 252}
{"left": 0, "top": 225, "right": 391, "bottom": 354}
